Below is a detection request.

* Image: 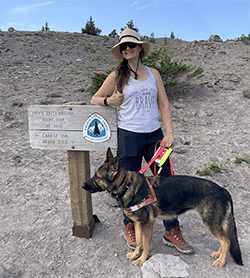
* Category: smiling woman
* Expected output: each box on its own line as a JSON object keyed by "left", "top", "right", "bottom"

{"left": 90, "top": 28, "right": 194, "bottom": 254}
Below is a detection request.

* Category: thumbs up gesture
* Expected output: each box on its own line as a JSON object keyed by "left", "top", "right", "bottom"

{"left": 109, "top": 86, "right": 124, "bottom": 106}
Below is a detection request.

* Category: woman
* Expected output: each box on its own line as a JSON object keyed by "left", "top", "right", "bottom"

{"left": 91, "top": 28, "right": 194, "bottom": 254}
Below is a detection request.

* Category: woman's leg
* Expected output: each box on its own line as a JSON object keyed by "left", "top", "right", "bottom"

{"left": 143, "top": 129, "right": 194, "bottom": 254}
{"left": 117, "top": 128, "right": 145, "bottom": 249}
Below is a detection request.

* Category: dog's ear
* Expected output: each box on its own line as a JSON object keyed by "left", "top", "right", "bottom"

{"left": 110, "top": 156, "right": 119, "bottom": 172}
{"left": 105, "top": 147, "right": 113, "bottom": 162}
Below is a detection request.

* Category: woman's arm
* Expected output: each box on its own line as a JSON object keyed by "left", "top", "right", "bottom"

{"left": 151, "top": 68, "right": 173, "bottom": 148}
{"left": 91, "top": 71, "right": 124, "bottom": 106}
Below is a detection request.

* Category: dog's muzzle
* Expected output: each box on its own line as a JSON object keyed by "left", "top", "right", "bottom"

{"left": 82, "top": 177, "right": 103, "bottom": 193}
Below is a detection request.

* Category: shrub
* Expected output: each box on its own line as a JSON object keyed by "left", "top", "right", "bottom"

{"left": 143, "top": 47, "right": 203, "bottom": 88}
{"left": 240, "top": 35, "right": 250, "bottom": 45}
{"left": 90, "top": 69, "right": 113, "bottom": 94}
{"left": 90, "top": 42, "right": 204, "bottom": 93}
{"left": 234, "top": 156, "right": 248, "bottom": 164}
{"left": 109, "top": 29, "right": 118, "bottom": 37}
{"left": 196, "top": 161, "right": 225, "bottom": 176}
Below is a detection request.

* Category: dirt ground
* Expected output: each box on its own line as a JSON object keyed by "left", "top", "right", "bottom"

{"left": 0, "top": 31, "right": 249, "bottom": 277}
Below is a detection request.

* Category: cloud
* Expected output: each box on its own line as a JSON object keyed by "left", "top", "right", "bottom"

{"left": 135, "top": 1, "right": 158, "bottom": 11}
{"left": 7, "top": 22, "right": 25, "bottom": 27}
{"left": 11, "top": 2, "right": 54, "bottom": 14}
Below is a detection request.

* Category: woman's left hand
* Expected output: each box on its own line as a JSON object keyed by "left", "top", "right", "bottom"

{"left": 161, "top": 134, "right": 174, "bottom": 149}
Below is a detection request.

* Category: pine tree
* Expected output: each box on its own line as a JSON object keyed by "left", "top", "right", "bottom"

{"left": 81, "top": 16, "right": 101, "bottom": 36}
{"left": 45, "top": 22, "right": 49, "bottom": 31}
{"left": 121, "top": 20, "right": 139, "bottom": 33}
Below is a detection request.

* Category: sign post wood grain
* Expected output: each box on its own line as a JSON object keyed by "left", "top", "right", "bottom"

{"left": 28, "top": 105, "right": 117, "bottom": 238}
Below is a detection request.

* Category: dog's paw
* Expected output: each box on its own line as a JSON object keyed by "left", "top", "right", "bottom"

{"left": 210, "top": 251, "right": 220, "bottom": 259}
{"left": 126, "top": 251, "right": 140, "bottom": 261}
{"left": 133, "top": 257, "right": 146, "bottom": 266}
{"left": 212, "top": 258, "right": 226, "bottom": 268}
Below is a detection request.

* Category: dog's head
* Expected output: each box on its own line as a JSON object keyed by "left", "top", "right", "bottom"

{"left": 82, "top": 148, "right": 119, "bottom": 194}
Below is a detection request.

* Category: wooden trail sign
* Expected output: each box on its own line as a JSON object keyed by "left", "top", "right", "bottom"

{"left": 28, "top": 105, "right": 117, "bottom": 151}
{"left": 28, "top": 105, "right": 117, "bottom": 238}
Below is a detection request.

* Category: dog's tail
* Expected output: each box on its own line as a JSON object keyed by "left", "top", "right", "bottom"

{"left": 229, "top": 218, "right": 243, "bottom": 265}
{"left": 227, "top": 203, "right": 243, "bottom": 265}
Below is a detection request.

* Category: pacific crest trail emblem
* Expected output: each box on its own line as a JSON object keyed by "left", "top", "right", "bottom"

{"left": 83, "top": 113, "right": 111, "bottom": 142}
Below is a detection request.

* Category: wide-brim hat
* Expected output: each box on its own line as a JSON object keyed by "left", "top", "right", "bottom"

{"left": 111, "top": 28, "right": 150, "bottom": 60}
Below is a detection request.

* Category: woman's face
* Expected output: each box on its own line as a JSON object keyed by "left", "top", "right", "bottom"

{"left": 120, "top": 42, "right": 142, "bottom": 61}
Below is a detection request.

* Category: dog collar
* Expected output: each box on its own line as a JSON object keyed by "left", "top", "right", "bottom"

{"left": 116, "top": 179, "right": 132, "bottom": 200}
{"left": 124, "top": 178, "right": 157, "bottom": 213}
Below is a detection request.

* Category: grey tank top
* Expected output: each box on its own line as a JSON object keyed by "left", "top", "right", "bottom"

{"left": 117, "top": 65, "right": 161, "bottom": 133}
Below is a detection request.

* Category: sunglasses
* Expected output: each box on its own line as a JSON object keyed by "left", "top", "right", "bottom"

{"left": 120, "top": 42, "right": 138, "bottom": 52}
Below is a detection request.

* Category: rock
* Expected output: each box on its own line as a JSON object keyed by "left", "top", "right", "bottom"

{"left": 209, "top": 35, "right": 222, "bottom": 42}
{"left": 104, "top": 195, "right": 119, "bottom": 207}
{"left": 172, "top": 102, "right": 186, "bottom": 109}
{"left": 243, "top": 90, "right": 250, "bottom": 99}
{"left": 141, "top": 254, "right": 189, "bottom": 278}
{"left": 73, "top": 88, "right": 85, "bottom": 93}
{"left": 3, "top": 112, "right": 14, "bottom": 121}
{"left": 8, "top": 27, "right": 15, "bottom": 33}
{"left": 230, "top": 76, "right": 241, "bottom": 84}
{"left": 242, "top": 38, "right": 250, "bottom": 45}
{"left": 1, "top": 267, "right": 16, "bottom": 278}
{"left": 180, "top": 135, "right": 191, "bottom": 145}
{"left": 173, "top": 146, "right": 187, "bottom": 154}
{"left": 216, "top": 51, "right": 227, "bottom": 55}
{"left": 197, "top": 110, "right": 207, "bottom": 118}
{"left": 85, "top": 83, "right": 95, "bottom": 92}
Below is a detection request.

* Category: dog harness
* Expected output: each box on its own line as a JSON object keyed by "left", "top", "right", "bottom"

{"left": 124, "top": 140, "right": 173, "bottom": 215}
{"left": 124, "top": 178, "right": 157, "bottom": 213}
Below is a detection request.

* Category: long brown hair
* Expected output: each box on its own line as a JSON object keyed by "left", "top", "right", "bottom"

{"left": 115, "top": 59, "right": 130, "bottom": 92}
{"left": 114, "top": 49, "right": 144, "bottom": 92}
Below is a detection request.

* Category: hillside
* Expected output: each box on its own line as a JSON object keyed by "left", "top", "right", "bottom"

{"left": 0, "top": 30, "right": 249, "bottom": 278}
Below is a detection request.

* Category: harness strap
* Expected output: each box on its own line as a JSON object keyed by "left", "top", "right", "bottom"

{"left": 124, "top": 178, "right": 157, "bottom": 213}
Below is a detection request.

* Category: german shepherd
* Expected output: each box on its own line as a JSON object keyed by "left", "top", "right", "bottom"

{"left": 82, "top": 148, "right": 243, "bottom": 267}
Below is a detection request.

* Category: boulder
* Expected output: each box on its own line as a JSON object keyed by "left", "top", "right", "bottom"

{"left": 243, "top": 90, "right": 250, "bottom": 99}
{"left": 242, "top": 38, "right": 250, "bottom": 45}
{"left": 141, "top": 254, "right": 189, "bottom": 278}
{"left": 8, "top": 27, "right": 15, "bottom": 33}
{"left": 209, "top": 35, "right": 222, "bottom": 42}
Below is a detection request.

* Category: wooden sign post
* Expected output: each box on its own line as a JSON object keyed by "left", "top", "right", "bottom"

{"left": 28, "top": 105, "right": 117, "bottom": 238}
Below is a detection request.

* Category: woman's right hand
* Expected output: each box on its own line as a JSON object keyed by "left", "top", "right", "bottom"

{"left": 108, "top": 86, "right": 124, "bottom": 106}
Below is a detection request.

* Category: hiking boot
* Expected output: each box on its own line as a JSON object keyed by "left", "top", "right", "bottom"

{"left": 163, "top": 226, "right": 194, "bottom": 254}
{"left": 124, "top": 222, "right": 136, "bottom": 250}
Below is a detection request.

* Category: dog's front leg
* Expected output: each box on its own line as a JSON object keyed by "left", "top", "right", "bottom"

{"left": 126, "top": 221, "right": 142, "bottom": 261}
{"left": 133, "top": 219, "right": 155, "bottom": 266}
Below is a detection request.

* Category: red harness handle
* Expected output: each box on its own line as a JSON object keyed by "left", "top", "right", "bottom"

{"left": 138, "top": 141, "right": 165, "bottom": 174}
{"left": 139, "top": 140, "right": 174, "bottom": 176}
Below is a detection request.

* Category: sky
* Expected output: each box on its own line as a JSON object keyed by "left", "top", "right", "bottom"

{"left": 0, "top": 0, "right": 249, "bottom": 41}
